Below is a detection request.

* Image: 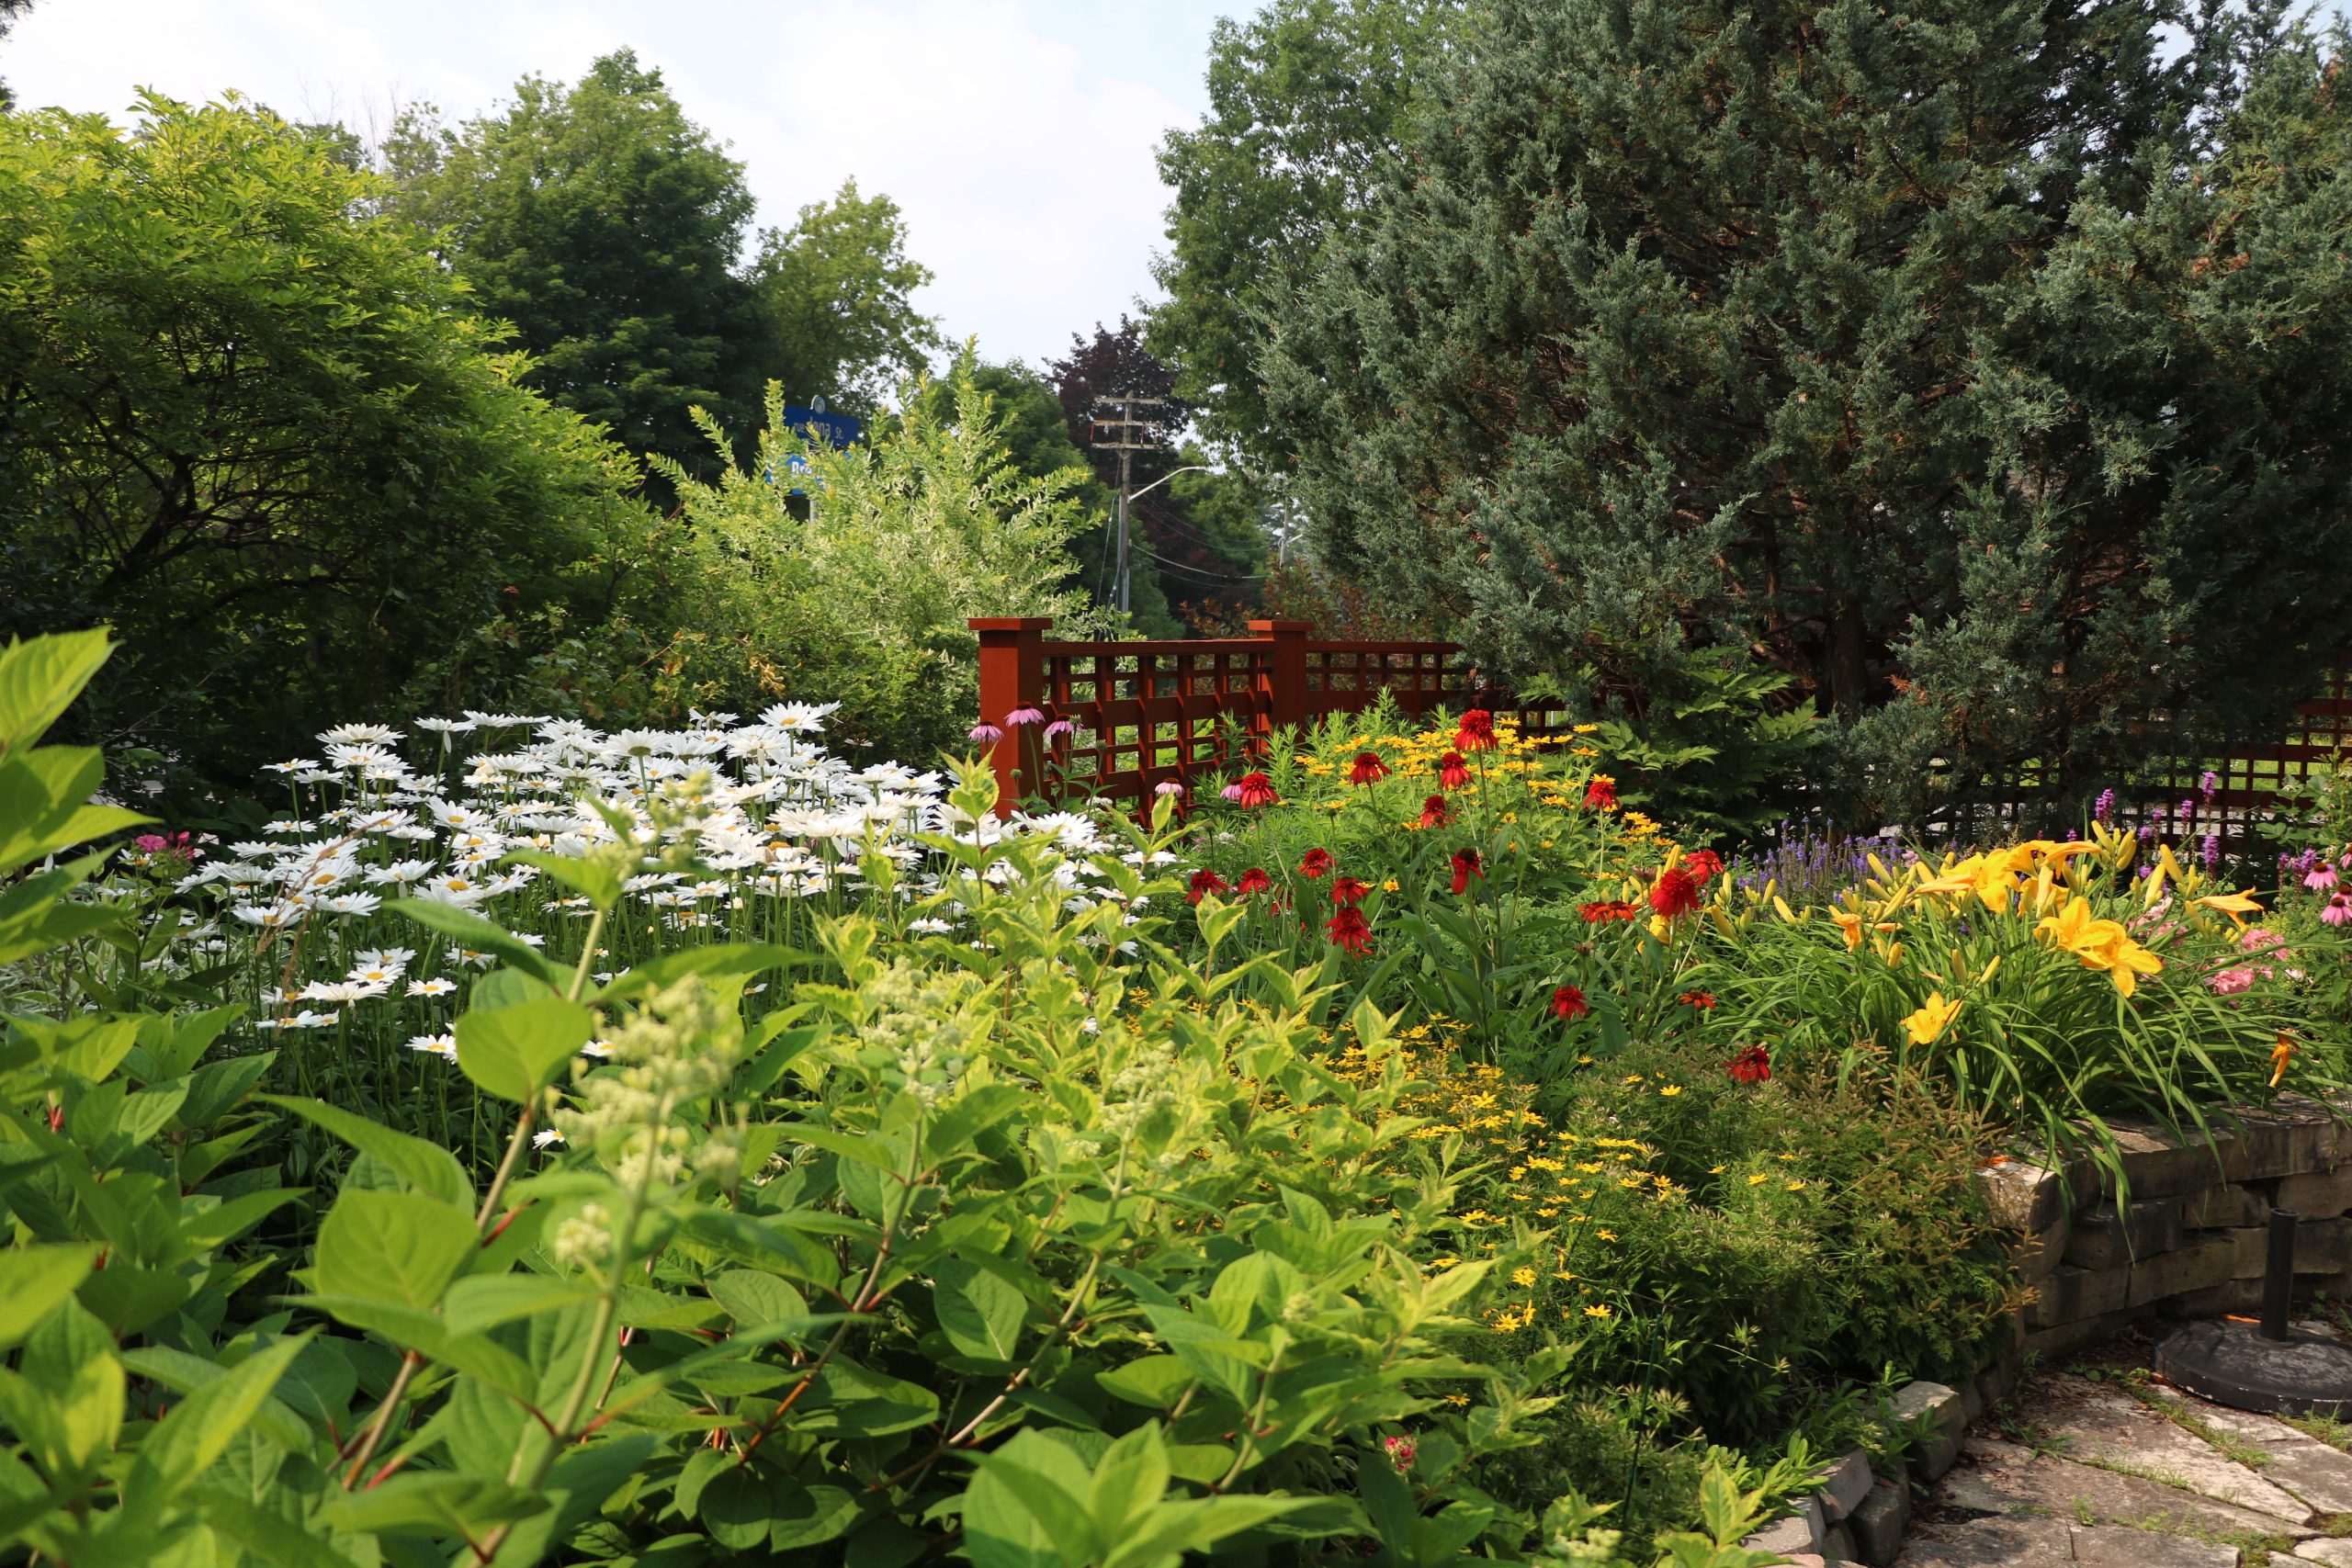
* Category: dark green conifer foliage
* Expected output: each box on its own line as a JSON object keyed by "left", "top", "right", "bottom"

{"left": 1262, "top": 0, "right": 2352, "bottom": 823}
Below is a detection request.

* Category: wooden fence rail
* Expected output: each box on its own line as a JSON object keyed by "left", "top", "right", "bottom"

{"left": 969, "top": 617, "right": 1552, "bottom": 815}
{"left": 973, "top": 616, "right": 2352, "bottom": 846}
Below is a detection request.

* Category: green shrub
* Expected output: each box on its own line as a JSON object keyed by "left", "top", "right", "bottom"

{"left": 0, "top": 630, "right": 1784, "bottom": 1566}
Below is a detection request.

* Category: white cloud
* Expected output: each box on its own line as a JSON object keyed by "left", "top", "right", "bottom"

{"left": 2, "top": 0, "right": 1220, "bottom": 369}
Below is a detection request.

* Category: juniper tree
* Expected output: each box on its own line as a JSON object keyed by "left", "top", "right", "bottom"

{"left": 1260, "top": 0, "right": 2352, "bottom": 826}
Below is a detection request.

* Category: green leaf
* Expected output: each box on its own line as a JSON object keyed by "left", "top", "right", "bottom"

{"left": 262, "top": 1094, "right": 472, "bottom": 1209}
{"left": 77, "top": 1265, "right": 194, "bottom": 1337}
{"left": 321, "top": 1472, "right": 548, "bottom": 1539}
{"left": 0, "top": 629, "right": 112, "bottom": 758}
{"left": 707, "top": 1269, "right": 808, "bottom": 1329}
{"left": 933, "top": 1258, "right": 1025, "bottom": 1361}
{"left": 503, "top": 850, "right": 623, "bottom": 913}
{"left": 0, "top": 1245, "right": 99, "bottom": 1348}
{"left": 385, "top": 897, "right": 566, "bottom": 988}
{"left": 1092, "top": 1356, "right": 1194, "bottom": 1411}
{"left": 312, "top": 1189, "right": 477, "bottom": 1311}
{"left": 454, "top": 996, "right": 595, "bottom": 1104}
{"left": 594, "top": 942, "right": 807, "bottom": 1006}
{"left": 962, "top": 1428, "right": 1102, "bottom": 1568}
{"left": 121, "top": 1336, "right": 306, "bottom": 1523}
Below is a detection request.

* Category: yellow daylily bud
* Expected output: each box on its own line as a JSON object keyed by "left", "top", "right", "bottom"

{"left": 1774, "top": 895, "right": 1798, "bottom": 925}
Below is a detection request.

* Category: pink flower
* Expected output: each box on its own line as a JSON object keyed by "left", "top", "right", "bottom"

{"left": 967, "top": 722, "right": 1003, "bottom": 745}
{"left": 2324, "top": 896, "right": 2351, "bottom": 928}
{"left": 2211, "top": 966, "right": 2256, "bottom": 996}
{"left": 2307, "top": 864, "right": 2341, "bottom": 891}
{"left": 1383, "top": 1434, "right": 1417, "bottom": 1473}
{"left": 1220, "top": 782, "right": 1245, "bottom": 803}
{"left": 134, "top": 834, "right": 169, "bottom": 853}
{"left": 1043, "top": 719, "right": 1075, "bottom": 741}
{"left": 1004, "top": 707, "right": 1046, "bottom": 727}
{"left": 1154, "top": 781, "right": 1185, "bottom": 798}
{"left": 2240, "top": 926, "right": 2288, "bottom": 954}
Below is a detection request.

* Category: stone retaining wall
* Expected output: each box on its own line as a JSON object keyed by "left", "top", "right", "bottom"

{"left": 1979, "top": 1094, "right": 2349, "bottom": 1359}
{"left": 1741, "top": 1096, "right": 2350, "bottom": 1566}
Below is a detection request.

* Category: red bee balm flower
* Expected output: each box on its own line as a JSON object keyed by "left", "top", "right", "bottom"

{"left": 1726, "top": 1045, "right": 1771, "bottom": 1084}
{"left": 1298, "top": 848, "right": 1333, "bottom": 879}
{"left": 1454, "top": 709, "right": 1497, "bottom": 752}
{"left": 1234, "top": 772, "right": 1278, "bottom": 807}
{"left": 1326, "top": 906, "right": 1374, "bottom": 956}
{"left": 1187, "top": 869, "right": 1230, "bottom": 906}
{"left": 1350, "top": 750, "right": 1390, "bottom": 785}
{"left": 1551, "top": 985, "right": 1590, "bottom": 1021}
{"left": 1450, "top": 848, "right": 1484, "bottom": 896}
{"left": 1418, "top": 795, "right": 1453, "bottom": 829}
{"left": 1330, "top": 875, "right": 1371, "bottom": 908}
{"left": 1438, "top": 751, "right": 1472, "bottom": 789}
{"left": 1235, "top": 867, "right": 1273, "bottom": 897}
{"left": 1579, "top": 899, "right": 1639, "bottom": 923}
{"left": 1683, "top": 849, "right": 1724, "bottom": 882}
{"left": 1649, "top": 868, "right": 1702, "bottom": 919}
{"left": 1583, "top": 776, "right": 1617, "bottom": 810}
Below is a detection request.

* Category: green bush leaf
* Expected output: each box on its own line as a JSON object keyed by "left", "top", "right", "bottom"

{"left": 455, "top": 996, "right": 594, "bottom": 1103}
{"left": 0, "top": 1244, "right": 99, "bottom": 1348}
{"left": 0, "top": 629, "right": 112, "bottom": 759}
{"left": 386, "top": 897, "right": 566, "bottom": 988}
{"left": 933, "top": 1258, "right": 1025, "bottom": 1361}
{"left": 263, "top": 1094, "right": 472, "bottom": 1209}
{"left": 313, "top": 1189, "right": 477, "bottom": 1311}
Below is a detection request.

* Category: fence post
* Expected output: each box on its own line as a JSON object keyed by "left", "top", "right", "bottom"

{"left": 970, "top": 617, "right": 1051, "bottom": 818}
{"left": 1249, "top": 620, "right": 1311, "bottom": 751}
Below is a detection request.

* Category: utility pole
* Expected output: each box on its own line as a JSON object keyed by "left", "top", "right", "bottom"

{"left": 1091, "top": 395, "right": 1165, "bottom": 615}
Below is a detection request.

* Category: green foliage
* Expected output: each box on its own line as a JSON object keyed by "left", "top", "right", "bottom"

{"left": 384, "top": 51, "right": 936, "bottom": 484}
{"left": 1255, "top": 0, "right": 2352, "bottom": 828}
{"left": 1683, "top": 832, "right": 2352, "bottom": 1179}
{"left": 1, "top": 634, "right": 1800, "bottom": 1563}
{"left": 648, "top": 359, "right": 1112, "bottom": 757}
{"left": 1549, "top": 652, "right": 1822, "bottom": 842}
{"left": 0, "top": 94, "right": 650, "bottom": 791}
{"left": 1152, "top": 0, "right": 1465, "bottom": 459}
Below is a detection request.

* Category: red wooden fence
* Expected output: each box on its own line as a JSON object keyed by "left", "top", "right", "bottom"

{"left": 973, "top": 617, "right": 2352, "bottom": 843}
{"left": 969, "top": 617, "right": 1547, "bottom": 815}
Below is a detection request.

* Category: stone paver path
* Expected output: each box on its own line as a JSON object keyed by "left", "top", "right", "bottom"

{"left": 1898, "top": 1334, "right": 2352, "bottom": 1568}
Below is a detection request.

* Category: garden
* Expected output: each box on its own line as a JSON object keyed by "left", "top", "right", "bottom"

{"left": 5, "top": 624, "right": 2349, "bottom": 1566}
{"left": 6, "top": 0, "right": 2352, "bottom": 1562}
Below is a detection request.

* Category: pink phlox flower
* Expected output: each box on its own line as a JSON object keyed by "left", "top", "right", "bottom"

{"left": 2211, "top": 966, "right": 2256, "bottom": 995}
{"left": 2239, "top": 926, "right": 2288, "bottom": 954}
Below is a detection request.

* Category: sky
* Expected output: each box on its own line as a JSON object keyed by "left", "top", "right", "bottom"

{"left": 3, "top": 0, "right": 1237, "bottom": 373}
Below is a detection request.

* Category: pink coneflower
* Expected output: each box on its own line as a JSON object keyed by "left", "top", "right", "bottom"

{"left": 967, "top": 722, "right": 1003, "bottom": 745}
{"left": 2309, "top": 864, "right": 2341, "bottom": 891}
{"left": 1004, "top": 706, "right": 1046, "bottom": 727}
{"left": 1043, "top": 719, "right": 1075, "bottom": 742}
{"left": 1154, "top": 780, "right": 1185, "bottom": 798}
{"left": 2324, "top": 896, "right": 2351, "bottom": 928}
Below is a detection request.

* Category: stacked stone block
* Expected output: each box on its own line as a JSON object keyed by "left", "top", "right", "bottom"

{"left": 1979, "top": 1095, "right": 2349, "bottom": 1359}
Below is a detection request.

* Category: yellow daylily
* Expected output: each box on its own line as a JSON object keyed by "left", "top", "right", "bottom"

{"left": 1903, "top": 991, "right": 1963, "bottom": 1046}
{"left": 2035, "top": 894, "right": 2164, "bottom": 996}
{"left": 1830, "top": 908, "right": 1866, "bottom": 952}
{"left": 2194, "top": 889, "right": 2266, "bottom": 926}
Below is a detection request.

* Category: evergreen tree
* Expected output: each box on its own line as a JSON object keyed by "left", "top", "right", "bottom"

{"left": 1261, "top": 0, "right": 2352, "bottom": 826}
